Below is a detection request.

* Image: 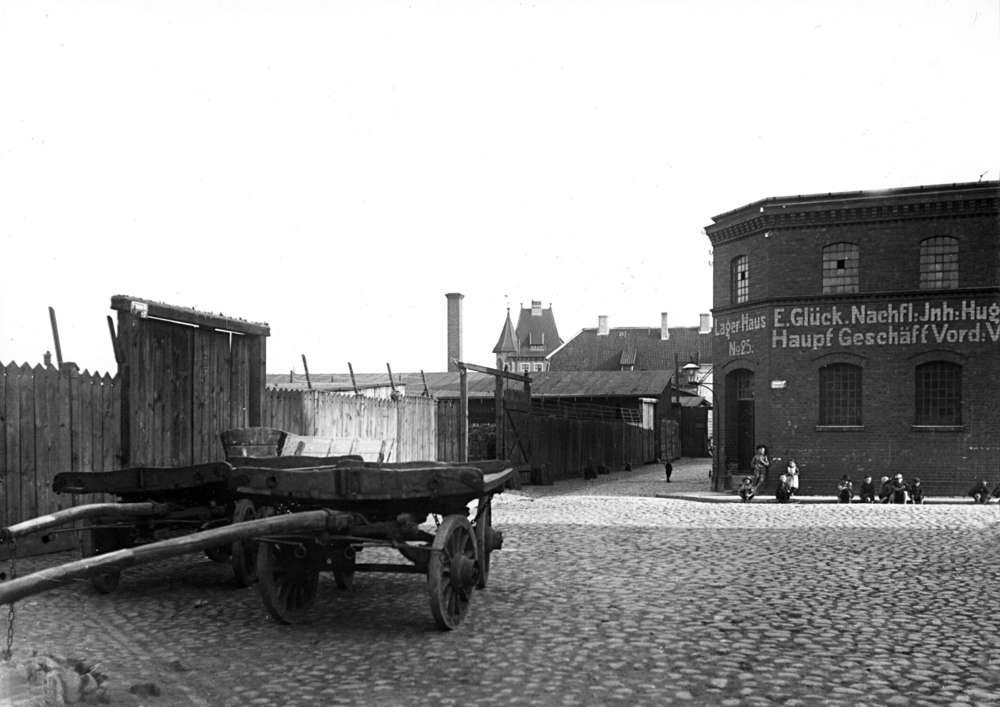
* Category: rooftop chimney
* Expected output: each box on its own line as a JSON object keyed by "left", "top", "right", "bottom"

{"left": 531, "top": 300, "right": 542, "bottom": 317}
{"left": 598, "top": 315, "right": 609, "bottom": 336}
{"left": 446, "top": 293, "right": 464, "bottom": 371}
{"left": 661, "top": 313, "right": 669, "bottom": 341}
{"left": 700, "top": 313, "right": 712, "bottom": 334}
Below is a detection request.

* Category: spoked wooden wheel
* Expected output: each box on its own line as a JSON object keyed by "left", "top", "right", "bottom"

{"left": 257, "top": 541, "right": 319, "bottom": 624}
{"left": 427, "top": 515, "right": 479, "bottom": 630}
{"left": 473, "top": 497, "right": 493, "bottom": 589}
{"left": 230, "top": 499, "right": 258, "bottom": 587}
{"left": 82, "top": 526, "right": 123, "bottom": 594}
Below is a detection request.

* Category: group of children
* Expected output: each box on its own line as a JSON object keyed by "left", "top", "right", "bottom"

{"left": 836, "top": 473, "right": 925, "bottom": 504}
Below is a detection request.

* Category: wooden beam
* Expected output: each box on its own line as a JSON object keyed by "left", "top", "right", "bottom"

{"left": 459, "top": 367, "right": 468, "bottom": 462}
{"left": 106, "top": 316, "right": 123, "bottom": 366}
{"left": 453, "top": 360, "right": 530, "bottom": 384}
{"left": 302, "top": 354, "right": 312, "bottom": 390}
{"left": 110, "top": 296, "right": 270, "bottom": 336}
{"left": 48, "top": 307, "right": 63, "bottom": 368}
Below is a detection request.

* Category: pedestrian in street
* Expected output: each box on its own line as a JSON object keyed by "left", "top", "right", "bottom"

{"left": 859, "top": 476, "right": 876, "bottom": 503}
{"left": 738, "top": 476, "right": 756, "bottom": 503}
{"left": 786, "top": 460, "right": 800, "bottom": 496}
{"left": 837, "top": 475, "right": 853, "bottom": 503}
{"left": 751, "top": 445, "right": 771, "bottom": 489}
{"left": 775, "top": 474, "right": 793, "bottom": 502}
{"left": 665, "top": 459, "right": 673, "bottom": 483}
{"left": 969, "top": 479, "right": 990, "bottom": 504}
{"left": 888, "top": 473, "right": 909, "bottom": 504}
{"left": 878, "top": 476, "right": 892, "bottom": 503}
{"left": 909, "top": 478, "right": 925, "bottom": 505}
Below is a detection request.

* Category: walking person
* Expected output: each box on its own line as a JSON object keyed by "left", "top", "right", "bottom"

{"left": 664, "top": 459, "right": 673, "bottom": 483}
{"left": 751, "top": 445, "right": 771, "bottom": 491}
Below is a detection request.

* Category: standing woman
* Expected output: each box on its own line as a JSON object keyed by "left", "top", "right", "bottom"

{"left": 786, "top": 459, "right": 800, "bottom": 496}
{"left": 752, "top": 445, "right": 770, "bottom": 490}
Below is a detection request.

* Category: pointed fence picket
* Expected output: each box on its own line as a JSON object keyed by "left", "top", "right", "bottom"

{"left": 1, "top": 362, "right": 120, "bottom": 556}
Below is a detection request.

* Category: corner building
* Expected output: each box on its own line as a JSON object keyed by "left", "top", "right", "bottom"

{"left": 705, "top": 181, "right": 999, "bottom": 495}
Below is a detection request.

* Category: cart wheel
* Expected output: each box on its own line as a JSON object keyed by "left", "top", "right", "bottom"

{"left": 427, "top": 515, "right": 478, "bottom": 630}
{"left": 82, "top": 527, "right": 123, "bottom": 594}
{"left": 473, "top": 497, "right": 493, "bottom": 589}
{"left": 257, "top": 542, "right": 319, "bottom": 624}
{"left": 230, "top": 499, "right": 258, "bottom": 587}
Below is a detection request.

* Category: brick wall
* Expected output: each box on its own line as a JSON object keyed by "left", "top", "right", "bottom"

{"left": 706, "top": 183, "right": 1000, "bottom": 496}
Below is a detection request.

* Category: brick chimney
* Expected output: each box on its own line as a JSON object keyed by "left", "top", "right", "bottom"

{"left": 700, "top": 313, "right": 711, "bottom": 334}
{"left": 598, "top": 315, "right": 609, "bottom": 336}
{"left": 660, "top": 312, "right": 669, "bottom": 340}
{"left": 446, "top": 293, "right": 464, "bottom": 371}
{"left": 531, "top": 300, "right": 542, "bottom": 317}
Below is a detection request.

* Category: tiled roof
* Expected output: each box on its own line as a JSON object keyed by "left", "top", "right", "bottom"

{"left": 547, "top": 326, "right": 713, "bottom": 371}
{"left": 515, "top": 305, "right": 562, "bottom": 356}
{"left": 492, "top": 312, "right": 518, "bottom": 354}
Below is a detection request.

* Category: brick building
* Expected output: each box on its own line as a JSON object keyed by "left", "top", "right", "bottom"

{"left": 705, "top": 181, "right": 1000, "bottom": 495}
{"left": 493, "top": 300, "right": 563, "bottom": 373}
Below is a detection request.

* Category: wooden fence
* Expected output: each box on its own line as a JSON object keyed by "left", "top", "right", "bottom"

{"left": 263, "top": 389, "right": 438, "bottom": 462}
{"left": 1, "top": 362, "right": 119, "bottom": 554}
{"left": 502, "top": 388, "right": 656, "bottom": 480}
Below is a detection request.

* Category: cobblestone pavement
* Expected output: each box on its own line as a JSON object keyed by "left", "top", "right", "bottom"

{"left": 4, "top": 459, "right": 1000, "bottom": 706}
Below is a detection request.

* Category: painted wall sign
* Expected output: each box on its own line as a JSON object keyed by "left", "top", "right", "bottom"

{"left": 715, "top": 299, "right": 1000, "bottom": 358}
{"left": 770, "top": 299, "right": 1000, "bottom": 350}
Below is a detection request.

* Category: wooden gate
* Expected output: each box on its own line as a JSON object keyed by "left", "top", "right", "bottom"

{"left": 112, "top": 297, "right": 269, "bottom": 467}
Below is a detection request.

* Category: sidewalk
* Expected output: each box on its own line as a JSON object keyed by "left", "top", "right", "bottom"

{"left": 653, "top": 460, "right": 981, "bottom": 504}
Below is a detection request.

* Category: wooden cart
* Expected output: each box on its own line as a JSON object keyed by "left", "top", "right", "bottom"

{"left": 0, "top": 428, "right": 512, "bottom": 630}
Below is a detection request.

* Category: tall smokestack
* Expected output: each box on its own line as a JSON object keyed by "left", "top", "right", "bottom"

{"left": 661, "top": 313, "right": 669, "bottom": 340}
{"left": 598, "top": 315, "right": 609, "bottom": 336}
{"left": 446, "top": 293, "right": 464, "bottom": 371}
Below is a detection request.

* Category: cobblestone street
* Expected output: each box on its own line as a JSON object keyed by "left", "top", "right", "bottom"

{"left": 4, "top": 459, "right": 1000, "bottom": 706}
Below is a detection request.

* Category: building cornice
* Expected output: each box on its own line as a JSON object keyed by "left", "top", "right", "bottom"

{"left": 705, "top": 182, "right": 999, "bottom": 247}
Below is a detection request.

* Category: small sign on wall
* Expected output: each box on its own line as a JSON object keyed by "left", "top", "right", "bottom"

{"left": 130, "top": 301, "right": 149, "bottom": 318}
{"left": 771, "top": 380, "right": 786, "bottom": 389}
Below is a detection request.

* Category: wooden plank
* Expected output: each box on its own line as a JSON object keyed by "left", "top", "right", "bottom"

{"left": 247, "top": 335, "right": 265, "bottom": 427}
{"left": 35, "top": 364, "right": 55, "bottom": 517}
{"left": 110, "top": 295, "right": 270, "bottom": 336}
{"left": 230, "top": 333, "right": 248, "bottom": 431}
{"left": 3, "top": 363, "right": 22, "bottom": 525}
{"left": 455, "top": 360, "right": 530, "bottom": 383}
{"left": 192, "top": 328, "right": 211, "bottom": 464}
{"left": 54, "top": 366, "right": 71, "bottom": 510}
{"left": 215, "top": 331, "right": 232, "bottom": 461}
{"left": 0, "top": 364, "right": 7, "bottom": 523}
{"left": 117, "top": 310, "right": 132, "bottom": 467}
{"left": 150, "top": 321, "right": 167, "bottom": 467}
{"left": 19, "top": 364, "right": 37, "bottom": 521}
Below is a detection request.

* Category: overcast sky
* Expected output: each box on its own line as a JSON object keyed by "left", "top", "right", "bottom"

{"left": 2, "top": 0, "right": 997, "bottom": 376}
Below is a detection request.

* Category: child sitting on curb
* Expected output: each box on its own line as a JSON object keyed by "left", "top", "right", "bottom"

{"left": 775, "top": 474, "right": 793, "bottom": 503}
{"left": 837, "top": 475, "right": 853, "bottom": 504}
{"left": 859, "top": 476, "right": 876, "bottom": 503}
{"left": 738, "top": 476, "right": 756, "bottom": 503}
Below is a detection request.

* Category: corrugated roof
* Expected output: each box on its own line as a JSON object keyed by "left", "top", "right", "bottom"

{"left": 530, "top": 370, "right": 673, "bottom": 398}
{"left": 266, "top": 369, "right": 688, "bottom": 401}
{"left": 547, "top": 326, "right": 713, "bottom": 371}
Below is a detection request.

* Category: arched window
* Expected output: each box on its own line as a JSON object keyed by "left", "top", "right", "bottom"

{"left": 920, "top": 236, "right": 958, "bottom": 289}
{"left": 731, "top": 256, "right": 748, "bottom": 304}
{"left": 822, "top": 243, "right": 859, "bottom": 294}
{"left": 819, "top": 363, "right": 862, "bottom": 425}
{"left": 915, "top": 362, "right": 962, "bottom": 425}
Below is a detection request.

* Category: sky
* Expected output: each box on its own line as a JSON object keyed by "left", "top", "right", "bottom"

{"left": 2, "top": 0, "right": 998, "bottom": 377}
